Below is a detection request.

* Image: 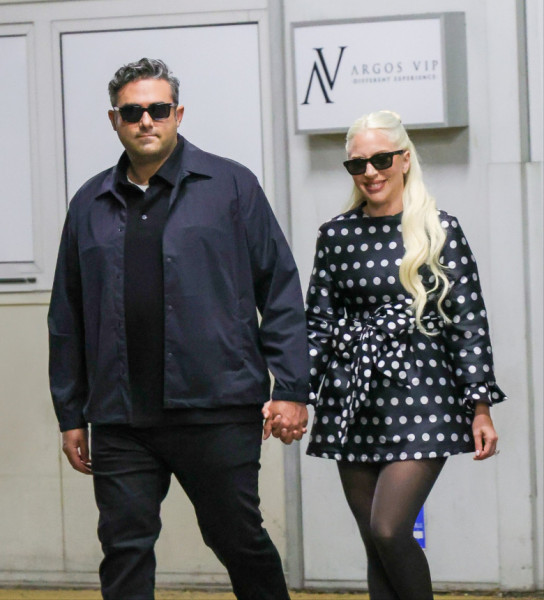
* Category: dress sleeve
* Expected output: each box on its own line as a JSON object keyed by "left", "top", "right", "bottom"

{"left": 439, "top": 216, "right": 506, "bottom": 408}
{"left": 306, "top": 227, "right": 345, "bottom": 404}
{"left": 464, "top": 382, "right": 494, "bottom": 407}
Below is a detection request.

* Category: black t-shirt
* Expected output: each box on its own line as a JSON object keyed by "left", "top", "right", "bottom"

{"left": 120, "top": 139, "right": 261, "bottom": 427}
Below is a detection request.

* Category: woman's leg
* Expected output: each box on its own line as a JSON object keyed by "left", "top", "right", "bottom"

{"left": 338, "top": 461, "right": 400, "bottom": 600}
{"left": 370, "top": 458, "right": 447, "bottom": 600}
{"left": 338, "top": 458, "right": 446, "bottom": 600}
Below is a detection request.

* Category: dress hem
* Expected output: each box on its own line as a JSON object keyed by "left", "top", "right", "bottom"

{"left": 306, "top": 444, "right": 474, "bottom": 463}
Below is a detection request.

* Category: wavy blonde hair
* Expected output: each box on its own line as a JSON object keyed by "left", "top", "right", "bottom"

{"left": 346, "top": 110, "right": 450, "bottom": 334}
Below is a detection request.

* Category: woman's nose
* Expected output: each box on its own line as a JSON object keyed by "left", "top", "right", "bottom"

{"left": 364, "top": 162, "right": 379, "bottom": 177}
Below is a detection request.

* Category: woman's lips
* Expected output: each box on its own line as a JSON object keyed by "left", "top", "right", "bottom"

{"left": 364, "top": 180, "right": 387, "bottom": 193}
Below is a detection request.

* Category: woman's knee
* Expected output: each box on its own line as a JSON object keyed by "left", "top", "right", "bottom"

{"left": 369, "top": 516, "right": 412, "bottom": 551}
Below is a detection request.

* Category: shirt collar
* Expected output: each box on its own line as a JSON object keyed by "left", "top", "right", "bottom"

{"left": 151, "top": 135, "right": 185, "bottom": 186}
{"left": 111, "top": 135, "right": 185, "bottom": 191}
{"left": 96, "top": 135, "right": 215, "bottom": 201}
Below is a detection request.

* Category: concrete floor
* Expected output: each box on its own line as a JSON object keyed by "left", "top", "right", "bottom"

{"left": 0, "top": 590, "right": 543, "bottom": 600}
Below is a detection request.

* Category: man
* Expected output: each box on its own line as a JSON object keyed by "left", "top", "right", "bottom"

{"left": 49, "top": 58, "right": 309, "bottom": 600}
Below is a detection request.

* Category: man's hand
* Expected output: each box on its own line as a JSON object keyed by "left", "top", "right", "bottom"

{"left": 62, "top": 428, "right": 92, "bottom": 474}
{"left": 262, "top": 400, "right": 308, "bottom": 445}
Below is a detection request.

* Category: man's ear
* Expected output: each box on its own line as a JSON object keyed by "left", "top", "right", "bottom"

{"left": 108, "top": 110, "right": 117, "bottom": 131}
{"left": 176, "top": 105, "right": 185, "bottom": 127}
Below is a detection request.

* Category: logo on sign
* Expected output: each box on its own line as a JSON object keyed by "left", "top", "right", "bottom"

{"left": 301, "top": 46, "right": 347, "bottom": 104}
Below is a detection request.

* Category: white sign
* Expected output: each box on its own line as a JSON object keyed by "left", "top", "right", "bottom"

{"left": 293, "top": 14, "right": 467, "bottom": 133}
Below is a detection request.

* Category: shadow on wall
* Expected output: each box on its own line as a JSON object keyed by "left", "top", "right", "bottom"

{"left": 307, "top": 133, "right": 346, "bottom": 173}
{"left": 408, "top": 126, "right": 469, "bottom": 166}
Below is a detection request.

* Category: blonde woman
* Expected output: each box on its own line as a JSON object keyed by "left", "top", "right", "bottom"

{"left": 306, "top": 111, "right": 506, "bottom": 599}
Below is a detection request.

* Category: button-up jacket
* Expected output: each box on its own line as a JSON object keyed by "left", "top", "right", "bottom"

{"left": 49, "top": 137, "right": 309, "bottom": 431}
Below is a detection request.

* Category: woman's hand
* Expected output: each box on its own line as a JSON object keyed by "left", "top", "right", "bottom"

{"left": 472, "top": 402, "right": 499, "bottom": 460}
{"left": 262, "top": 400, "right": 308, "bottom": 444}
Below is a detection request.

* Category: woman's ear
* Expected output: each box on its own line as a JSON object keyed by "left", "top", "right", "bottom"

{"left": 402, "top": 150, "right": 411, "bottom": 174}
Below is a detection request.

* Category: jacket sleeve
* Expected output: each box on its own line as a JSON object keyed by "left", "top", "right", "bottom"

{"left": 306, "top": 226, "right": 345, "bottom": 404}
{"left": 239, "top": 174, "right": 310, "bottom": 403}
{"left": 439, "top": 215, "right": 506, "bottom": 408}
{"left": 48, "top": 208, "right": 89, "bottom": 431}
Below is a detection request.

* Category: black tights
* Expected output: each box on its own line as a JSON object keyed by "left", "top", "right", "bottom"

{"left": 338, "top": 458, "right": 446, "bottom": 600}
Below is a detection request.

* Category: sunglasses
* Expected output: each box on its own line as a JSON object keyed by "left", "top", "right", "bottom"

{"left": 343, "top": 150, "right": 405, "bottom": 175}
{"left": 113, "top": 102, "right": 176, "bottom": 123}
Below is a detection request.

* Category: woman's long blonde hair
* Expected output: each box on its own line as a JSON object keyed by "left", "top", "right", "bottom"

{"left": 346, "top": 110, "right": 450, "bottom": 334}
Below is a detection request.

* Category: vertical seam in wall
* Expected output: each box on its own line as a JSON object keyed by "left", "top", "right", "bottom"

{"left": 516, "top": 0, "right": 531, "bottom": 162}
{"left": 58, "top": 435, "right": 68, "bottom": 572}
{"left": 268, "top": 0, "right": 305, "bottom": 589}
{"left": 520, "top": 164, "right": 539, "bottom": 590}
{"left": 268, "top": 0, "right": 292, "bottom": 241}
{"left": 59, "top": 31, "right": 70, "bottom": 209}
{"left": 516, "top": 0, "right": 539, "bottom": 588}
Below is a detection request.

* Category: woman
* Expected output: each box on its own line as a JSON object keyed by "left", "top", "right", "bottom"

{"left": 305, "top": 110, "right": 506, "bottom": 599}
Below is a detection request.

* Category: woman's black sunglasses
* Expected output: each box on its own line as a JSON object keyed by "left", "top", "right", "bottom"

{"left": 343, "top": 150, "right": 405, "bottom": 175}
{"left": 113, "top": 102, "right": 176, "bottom": 123}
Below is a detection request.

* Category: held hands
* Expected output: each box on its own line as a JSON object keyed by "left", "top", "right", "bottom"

{"left": 62, "top": 427, "right": 92, "bottom": 474}
{"left": 262, "top": 400, "right": 308, "bottom": 445}
{"left": 472, "top": 403, "right": 499, "bottom": 461}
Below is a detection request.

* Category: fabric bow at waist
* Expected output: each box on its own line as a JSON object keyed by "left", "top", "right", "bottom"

{"left": 334, "top": 300, "right": 443, "bottom": 445}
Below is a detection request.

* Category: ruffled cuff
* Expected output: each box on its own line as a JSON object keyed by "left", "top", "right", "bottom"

{"left": 463, "top": 381, "right": 507, "bottom": 411}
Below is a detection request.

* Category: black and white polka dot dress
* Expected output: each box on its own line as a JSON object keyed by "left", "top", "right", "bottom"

{"left": 306, "top": 206, "right": 506, "bottom": 463}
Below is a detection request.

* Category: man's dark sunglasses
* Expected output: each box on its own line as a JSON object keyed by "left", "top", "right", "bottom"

{"left": 343, "top": 150, "right": 405, "bottom": 175}
{"left": 113, "top": 102, "right": 176, "bottom": 123}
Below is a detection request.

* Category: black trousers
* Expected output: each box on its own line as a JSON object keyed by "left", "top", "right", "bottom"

{"left": 91, "top": 423, "right": 290, "bottom": 600}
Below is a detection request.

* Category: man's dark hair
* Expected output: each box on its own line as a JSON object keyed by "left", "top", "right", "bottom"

{"left": 108, "top": 58, "right": 180, "bottom": 106}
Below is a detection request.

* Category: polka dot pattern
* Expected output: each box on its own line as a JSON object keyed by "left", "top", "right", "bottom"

{"left": 306, "top": 207, "right": 506, "bottom": 463}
